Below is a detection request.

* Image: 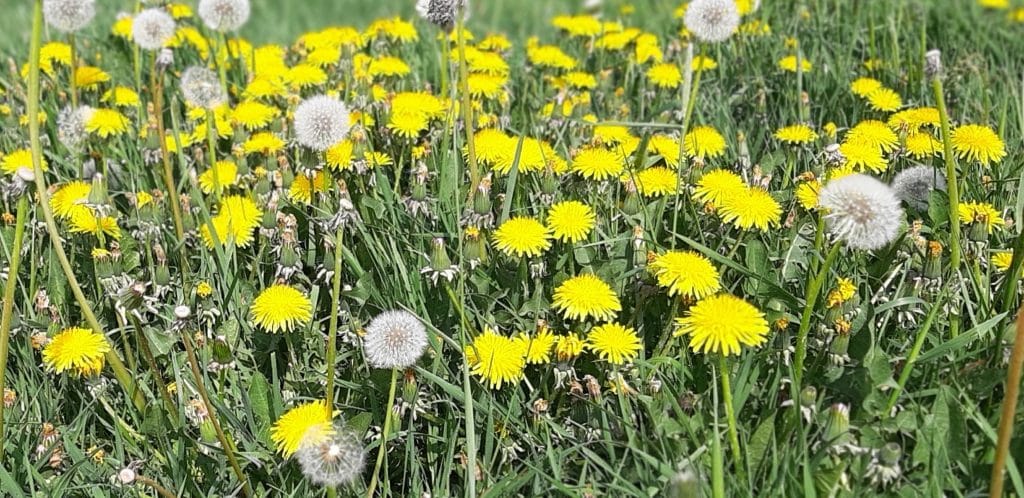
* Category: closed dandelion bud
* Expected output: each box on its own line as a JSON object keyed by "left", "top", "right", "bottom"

{"left": 236, "top": 156, "right": 250, "bottom": 176}
{"left": 281, "top": 168, "right": 295, "bottom": 189}
{"left": 465, "top": 234, "right": 488, "bottom": 265}
{"left": 800, "top": 386, "right": 817, "bottom": 409}
{"left": 212, "top": 337, "right": 233, "bottom": 365}
{"left": 430, "top": 238, "right": 453, "bottom": 270}
{"left": 622, "top": 190, "right": 642, "bottom": 216}
{"left": 261, "top": 209, "right": 276, "bottom": 229}
{"left": 280, "top": 244, "right": 300, "bottom": 268}
{"left": 924, "top": 49, "right": 942, "bottom": 79}
{"left": 402, "top": 370, "right": 418, "bottom": 405}
{"left": 825, "top": 403, "right": 852, "bottom": 446}
{"left": 967, "top": 221, "right": 988, "bottom": 242}
{"left": 830, "top": 325, "right": 850, "bottom": 357}
{"left": 411, "top": 181, "right": 428, "bottom": 202}
{"left": 665, "top": 468, "right": 699, "bottom": 498}
{"left": 255, "top": 177, "right": 271, "bottom": 195}
{"left": 87, "top": 174, "right": 107, "bottom": 206}
{"left": 199, "top": 419, "right": 218, "bottom": 445}
{"left": 924, "top": 241, "right": 943, "bottom": 279}
{"left": 880, "top": 442, "right": 901, "bottom": 466}
{"left": 154, "top": 264, "right": 171, "bottom": 286}
{"left": 473, "top": 191, "right": 491, "bottom": 215}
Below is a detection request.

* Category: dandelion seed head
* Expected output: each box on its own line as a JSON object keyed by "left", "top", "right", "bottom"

{"left": 296, "top": 425, "right": 365, "bottom": 488}
{"left": 363, "top": 310, "right": 429, "bottom": 369}
{"left": 818, "top": 174, "right": 904, "bottom": 251}
{"left": 416, "top": 0, "right": 469, "bottom": 32}
{"left": 198, "top": 0, "right": 251, "bottom": 32}
{"left": 132, "top": 8, "right": 176, "bottom": 51}
{"left": 891, "top": 166, "right": 945, "bottom": 211}
{"left": 43, "top": 0, "right": 96, "bottom": 33}
{"left": 57, "top": 106, "right": 92, "bottom": 151}
{"left": 684, "top": 0, "right": 740, "bottom": 43}
{"left": 294, "top": 95, "right": 351, "bottom": 151}
{"left": 180, "top": 66, "right": 225, "bottom": 109}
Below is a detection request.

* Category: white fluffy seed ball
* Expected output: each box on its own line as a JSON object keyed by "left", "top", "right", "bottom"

{"left": 362, "top": 310, "right": 429, "bottom": 369}
{"left": 198, "top": 0, "right": 251, "bottom": 32}
{"left": 293, "top": 95, "right": 350, "bottom": 152}
{"left": 132, "top": 8, "right": 176, "bottom": 51}
{"left": 180, "top": 66, "right": 226, "bottom": 109}
{"left": 684, "top": 0, "right": 741, "bottom": 43}
{"left": 43, "top": 0, "right": 96, "bottom": 33}
{"left": 819, "top": 174, "right": 905, "bottom": 251}
{"left": 891, "top": 166, "right": 946, "bottom": 211}
{"left": 296, "top": 426, "right": 365, "bottom": 488}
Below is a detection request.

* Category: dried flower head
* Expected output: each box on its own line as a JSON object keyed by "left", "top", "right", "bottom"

{"left": 43, "top": 0, "right": 96, "bottom": 33}
{"left": 132, "top": 8, "right": 176, "bottom": 51}
{"left": 198, "top": 0, "right": 251, "bottom": 32}
{"left": 294, "top": 95, "right": 351, "bottom": 151}
{"left": 924, "top": 49, "right": 942, "bottom": 79}
{"left": 684, "top": 0, "right": 741, "bottom": 43}
{"left": 180, "top": 66, "right": 226, "bottom": 109}
{"left": 296, "top": 424, "right": 365, "bottom": 487}
{"left": 819, "top": 174, "right": 905, "bottom": 250}
{"left": 362, "top": 310, "right": 429, "bottom": 369}
{"left": 416, "top": 0, "right": 469, "bottom": 32}
{"left": 891, "top": 166, "right": 946, "bottom": 211}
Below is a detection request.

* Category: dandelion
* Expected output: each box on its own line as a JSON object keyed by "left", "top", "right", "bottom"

{"left": 847, "top": 120, "right": 899, "bottom": 152}
{"left": 684, "top": 0, "right": 740, "bottom": 43}
{"left": 866, "top": 87, "right": 902, "bottom": 112}
{"left": 132, "top": 9, "right": 176, "bottom": 50}
{"left": 296, "top": 425, "right": 365, "bottom": 487}
{"left": 632, "top": 167, "right": 679, "bottom": 197}
{"left": 904, "top": 133, "right": 943, "bottom": 159}
{"left": 362, "top": 310, "right": 429, "bottom": 369}
{"left": 694, "top": 169, "right": 746, "bottom": 208}
{"left": 649, "top": 251, "right": 721, "bottom": 299}
{"left": 43, "top": 0, "right": 96, "bottom": 33}
{"left": 795, "top": 179, "right": 821, "bottom": 210}
{"left": 891, "top": 166, "right": 945, "bottom": 210}
{"left": 547, "top": 201, "right": 596, "bottom": 243}
{"left": 180, "top": 66, "right": 225, "bottom": 109}
{"left": 516, "top": 328, "right": 556, "bottom": 364}
{"left": 586, "top": 323, "right": 642, "bottom": 365}
{"left": 271, "top": 400, "right": 333, "bottom": 457}
{"left": 774, "top": 124, "right": 818, "bottom": 145}
{"left": 416, "top": 0, "right": 468, "bottom": 32}
{"left": 675, "top": 294, "right": 769, "bottom": 356}
{"left": 647, "top": 63, "right": 682, "bottom": 89}
{"left": 198, "top": 161, "right": 238, "bottom": 194}
{"left": 198, "top": 0, "right": 251, "bottom": 32}
{"left": 50, "top": 180, "right": 90, "bottom": 218}
{"left": 951, "top": 124, "right": 1006, "bottom": 166}
{"left": 554, "top": 333, "right": 585, "bottom": 361}
{"left": 552, "top": 274, "right": 622, "bottom": 322}
{"left": 492, "top": 217, "right": 552, "bottom": 258}
{"left": 850, "top": 77, "right": 883, "bottom": 98}
{"left": 839, "top": 141, "right": 887, "bottom": 173}
{"left": 85, "top": 108, "right": 130, "bottom": 138}
{"left": 778, "top": 55, "right": 812, "bottom": 72}
{"left": 57, "top": 105, "right": 91, "bottom": 150}
{"left": 719, "top": 188, "right": 782, "bottom": 231}
{"left": 250, "top": 284, "right": 313, "bottom": 333}
{"left": 818, "top": 174, "right": 904, "bottom": 250}
{"left": 41, "top": 327, "right": 110, "bottom": 376}
{"left": 684, "top": 125, "right": 727, "bottom": 159}
{"left": 572, "top": 147, "right": 625, "bottom": 181}
{"left": 465, "top": 328, "right": 526, "bottom": 389}
{"left": 294, "top": 95, "right": 351, "bottom": 151}
{"left": 200, "top": 196, "right": 262, "bottom": 247}
{"left": 958, "top": 201, "right": 1005, "bottom": 233}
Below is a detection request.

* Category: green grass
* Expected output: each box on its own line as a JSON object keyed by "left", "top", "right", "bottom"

{"left": 1, "top": 0, "right": 1024, "bottom": 497}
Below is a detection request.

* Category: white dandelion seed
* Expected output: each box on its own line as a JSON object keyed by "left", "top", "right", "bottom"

{"left": 362, "top": 310, "right": 429, "bottom": 369}
{"left": 296, "top": 425, "right": 365, "bottom": 488}
{"left": 57, "top": 105, "right": 92, "bottom": 151}
{"left": 891, "top": 166, "right": 946, "bottom": 211}
{"left": 293, "top": 95, "right": 350, "bottom": 152}
{"left": 684, "top": 0, "right": 740, "bottom": 43}
{"left": 132, "top": 8, "right": 176, "bottom": 51}
{"left": 198, "top": 0, "right": 251, "bottom": 32}
{"left": 180, "top": 66, "right": 225, "bottom": 109}
{"left": 818, "top": 174, "right": 905, "bottom": 251}
{"left": 43, "top": 0, "right": 96, "bottom": 33}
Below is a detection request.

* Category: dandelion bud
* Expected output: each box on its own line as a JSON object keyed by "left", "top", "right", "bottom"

{"left": 622, "top": 190, "right": 642, "bottom": 216}
{"left": 824, "top": 403, "right": 856, "bottom": 453}
{"left": 541, "top": 172, "right": 559, "bottom": 196}
{"left": 924, "top": 49, "right": 942, "bottom": 79}
{"left": 43, "top": 0, "right": 96, "bottom": 33}
{"left": 132, "top": 9, "right": 176, "bottom": 51}
{"left": 87, "top": 174, "right": 107, "bottom": 205}
{"left": 212, "top": 336, "right": 233, "bottom": 365}
{"left": 156, "top": 48, "right": 175, "bottom": 69}
{"left": 181, "top": 66, "right": 225, "bottom": 109}
{"left": 891, "top": 166, "right": 945, "bottom": 211}
{"left": 472, "top": 190, "right": 491, "bottom": 215}
{"left": 154, "top": 264, "right": 171, "bottom": 286}
{"left": 818, "top": 174, "right": 904, "bottom": 251}
{"left": 683, "top": 0, "right": 740, "bottom": 43}
{"left": 799, "top": 385, "right": 817, "bottom": 409}
{"left": 294, "top": 95, "right": 351, "bottom": 152}
{"left": 923, "top": 241, "right": 942, "bottom": 279}
{"left": 198, "top": 0, "right": 251, "bottom": 32}
{"left": 3, "top": 388, "right": 15, "bottom": 408}
{"left": 363, "top": 310, "right": 429, "bottom": 369}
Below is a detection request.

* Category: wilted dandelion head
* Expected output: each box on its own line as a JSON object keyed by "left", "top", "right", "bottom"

{"left": 818, "top": 174, "right": 904, "bottom": 251}
{"left": 891, "top": 166, "right": 946, "bottom": 211}
{"left": 296, "top": 424, "right": 365, "bottom": 488}
{"left": 294, "top": 95, "right": 351, "bottom": 151}
{"left": 180, "top": 66, "right": 225, "bottom": 109}
{"left": 684, "top": 0, "right": 740, "bottom": 43}
{"left": 132, "top": 8, "right": 176, "bottom": 51}
{"left": 198, "top": 0, "right": 251, "bottom": 31}
{"left": 416, "top": 0, "right": 469, "bottom": 32}
{"left": 43, "top": 0, "right": 96, "bottom": 33}
{"left": 363, "top": 310, "right": 429, "bottom": 369}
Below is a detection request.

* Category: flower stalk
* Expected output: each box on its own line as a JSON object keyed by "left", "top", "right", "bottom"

{"left": 989, "top": 305, "right": 1024, "bottom": 498}
{"left": 366, "top": 367, "right": 399, "bottom": 498}
{"left": 794, "top": 242, "right": 842, "bottom": 388}
{"left": 0, "top": 194, "right": 29, "bottom": 460}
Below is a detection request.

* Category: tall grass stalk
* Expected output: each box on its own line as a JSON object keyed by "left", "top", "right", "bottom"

{"left": 0, "top": 194, "right": 28, "bottom": 459}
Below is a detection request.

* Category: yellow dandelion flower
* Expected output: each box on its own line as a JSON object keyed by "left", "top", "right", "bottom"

{"left": 547, "top": 201, "right": 596, "bottom": 243}
{"left": 200, "top": 196, "right": 262, "bottom": 248}
{"left": 795, "top": 180, "right": 821, "bottom": 210}
{"left": 198, "top": 160, "right": 238, "bottom": 194}
{"left": 572, "top": 146, "right": 625, "bottom": 181}
{"left": 555, "top": 333, "right": 585, "bottom": 361}
{"left": 515, "top": 328, "right": 556, "bottom": 364}
{"left": 289, "top": 171, "right": 328, "bottom": 204}
{"left": 42, "top": 327, "right": 110, "bottom": 376}
{"left": 684, "top": 125, "right": 727, "bottom": 159}
{"left": 326, "top": 140, "right": 355, "bottom": 171}
{"left": 492, "top": 217, "right": 552, "bottom": 258}
{"left": 466, "top": 328, "right": 526, "bottom": 389}
{"left": 904, "top": 133, "right": 943, "bottom": 159}
{"left": 251, "top": 284, "right": 313, "bottom": 333}
{"left": 951, "top": 124, "right": 1006, "bottom": 166}
{"left": 958, "top": 201, "right": 1005, "bottom": 233}
{"left": 285, "top": 64, "right": 328, "bottom": 89}
{"left": 564, "top": 71, "right": 597, "bottom": 89}
{"left": 825, "top": 277, "right": 857, "bottom": 309}
{"left": 888, "top": 107, "right": 940, "bottom": 133}
{"left": 992, "top": 251, "right": 1015, "bottom": 272}
{"left": 692, "top": 55, "right": 718, "bottom": 71}
{"left": 778, "top": 55, "right": 812, "bottom": 72}
{"left": 388, "top": 111, "right": 430, "bottom": 139}
{"left": 719, "top": 188, "right": 782, "bottom": 231}
{"left": 85, "top": 108, "right": 130, "bottom": 138}
{"left": 527, "top": 45, "right": 577, "bottom": 71}
{"left": 850, "top": 77, "right": 883, "bottom": 98}
{"left": 196, "top": 281, "right": 214, "bottom": 298}
{"left": 631, "top": 166, "right": 679, "bottom": 197}
{"left": 774, "top": 124, "right": 818, "bottom": 145}
{"left": 231, "top": 100, "right": 279, "bottom": 131}
{"left": 586, "top": 323, "right": 642, "bottom": 365}
{"left": 647, "top": 63, "right": 682, "bottom": 89}
{"left": 847, "top": 120, "right": 899, "bottom": 152}
{"left": 1, "top": 149, "right": 46, "bottom": 175}
{"left": 74, "top": 66, "right": 110, "bottom": 89}
{"left": 552, "top": 274, "right": 622, "bottom": 322}
{"left": 243, "top": 132, "right": 285, "bottom": 155}
{"left": 69, "top": 209, "right": 121, "bottom": 239}
{"left": 102, "top": 86, "right": 141, "bottom": 107}
{"left": 675, "top": 294, "right": 770, "bottom": 356}
{"left": 368, "top": 56, "right": 411, "bottom": 78}
{"left": 134, "top": 191, "right": 153, "bottom": 209}
{"left": 839, "top": 141, "right": 887, "bottom": 173}
{"left": 270, "top": 400, "right": 334, "bottom": 457}
{"left": 694, "top": 169, "right": 746, "bottom": 208}
{"left": 468, "top": 73, "right": 507, "bottom": 100}
{"left": 865, "top": 87, "right": 902, "bottom": 112}
{"left": 50, "top": 181, "right": 91, "bottom": 219}
{"left": 649, "top": 251, "right": 721, "bottom": 299}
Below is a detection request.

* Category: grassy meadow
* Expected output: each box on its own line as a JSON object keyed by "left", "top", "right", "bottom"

{"left": 0, "top": 0, "right": 1023, "bottom": 497}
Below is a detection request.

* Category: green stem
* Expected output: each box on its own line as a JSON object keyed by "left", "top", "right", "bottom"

{"left": 136, "top": 475, "right": 177, "bottom": 498}
{"left": 27, "top": 0, "right": 146, "bottom": 414}
{"left": 366, "top": 367, "right": 399, "bottom": 498}
{"left": 0, "top": 195, "right": 29, "bottom": 460}
{"left": 718, "top": 354, "right": 747, "bottom": 486}
{"left": 932, "top": 77, "right": 961, "bottom": 275}
{"left": 671, "top": 43, "right": 703, "bottom": 250}
{"left": 68, "top": 32, "right": 78, "bottom": 108}
{"left": 794, "top": 243, "right": 842, "bottom": 389}
{"left": 885, "top": 293, "right": 944, "bottom": 414}
{"left": 206, "top": 108, "right": 222, "bottom": 202}
{"left": 990, "top": 305, "right": 1024, "bottom": 498}
{"left": 325, "top": 227, "right": 344, "bottom": 409}
{"left": 127, "top": 314, "right": 179, "bottom": 419}
{"left": 711, "top": 362, "right": 725, "bottom": 498}
{"left": 455, "top": 18, "right": 480, "bottom": 205}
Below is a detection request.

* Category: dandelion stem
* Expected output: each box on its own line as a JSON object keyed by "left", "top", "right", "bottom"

{"left": 717, "top": 354, "right": 747, "bottom": 486}
{"left": 443, "top": 283, "right": 478, "bottom": 498}
{"left": 205, "top": 108, "right": 223, "bottom": 202}
{"left": 181, "top": 328, "right": 252, "bottom": 497}
{"left": 127, "top": 313, "right": 179, "bottom": 420}
{"left": 989, "top": 304, "right": 1024, "bottom": 498}
{"left": 136, "top": 475, "right": 177, "bottom": 498}
{"left": 672, "top": 42, "right": 701, "bottom": 250}
{"left": 68, "top": 32, "right": 78, "bottom": 108}
{"left": 0, "top": 194, "right": 29, "bottom": 460}
{"left": 794, "top": 242, "right": 842, "bottom": 389}
{"left": 27, "top": 0, "right": 147, "bottom": 415}
{"left": 886, "top": 292, "right": 944, "bottom": 414}
{"left": 366, "top": 367, "right": 399, "bottom": 498}
{"left": 152, "top": 57, "right": 189, "bottom": 258}
{"left": 710, "top": 362, "right": 724, "bottom": 498}
{"left": 932, "top": 76, "right": 961, "bottom": 275}
{"left": 455, "top": 17, "right": 480, "bottom": 205}
{"left": 325, "top": 227, "right": 345, "bottom": 409}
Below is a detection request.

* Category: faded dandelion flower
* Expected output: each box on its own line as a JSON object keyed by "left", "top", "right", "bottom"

{"left": 416, "top": 0, "right": 469, "bottom": 32}
{"left": 924, "top": 49, "right": 942, "bottom": 79}
{"left": 198, "top": 0, "right": 251, "bottom": 32}
{"left": 296, "top": 424, "right": 365, "bottom": 488}
{"left": 180, "top": 66, "right": 226, "bottom": 109}
{"left": 891, "top": 166, "right": 946, "bottom": 211}
{"left": 819, "top": 174, "right": 904, "bottom": 251}
{"left": 684, "top": 0, "right": 740, "bottom": 43}
{"left": 294, "top": 95, "right": 351, "bottom": 151}
{"left": 132, "top": 8, "right": 176, "bottom": 51}
{"left": 57, "top": 106, "right": 92, "bottom": 151}
{"left": 43, "top": 0, "right": 96, "bottom": 33}
{"left": 363, "top": 310, "right": 429, "bottom": 369}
